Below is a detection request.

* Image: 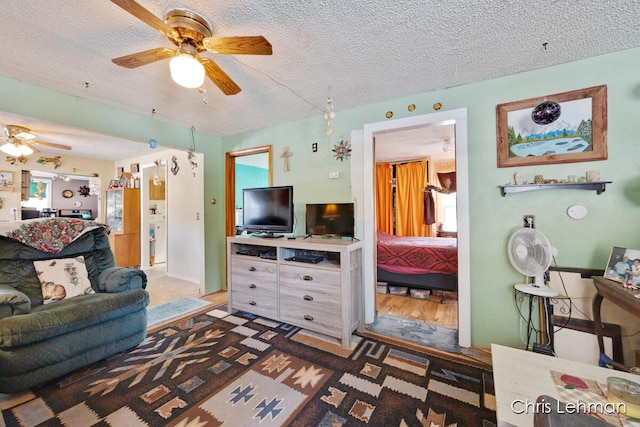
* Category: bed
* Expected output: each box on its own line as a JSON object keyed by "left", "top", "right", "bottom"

{"left": 376, "top": 229, "right": 457, "bottom": 294}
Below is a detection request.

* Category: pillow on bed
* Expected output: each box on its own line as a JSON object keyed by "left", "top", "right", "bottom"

{"left": 34, "top": 256, "right": 94, "bottom": 304}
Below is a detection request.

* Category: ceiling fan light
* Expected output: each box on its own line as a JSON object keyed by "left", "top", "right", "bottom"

{"left": 0, "top": 143, "right": 33, "bottom": 157}
{"left": 170, "top": 53, "right": 205, "bottom": 88}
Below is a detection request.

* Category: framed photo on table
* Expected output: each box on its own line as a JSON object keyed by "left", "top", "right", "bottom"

{"left": 0, "top": 171, "right": 14, "bottom": 188}
{"left": 496, "top": 85, "right": 607, "bottom": 168}
{"left": 604, "top": 246, "right": 640, "bottom": 285}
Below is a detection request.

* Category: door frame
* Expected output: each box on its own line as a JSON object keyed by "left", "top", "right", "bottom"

{"left": 225, "top": 145, "right": 273, "bottom": 237}
{"left": 351, "top": 108, "right": 471, "bottom": 347}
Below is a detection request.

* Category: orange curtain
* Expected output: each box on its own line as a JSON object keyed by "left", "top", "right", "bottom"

{"left": 375, "top": 164, "right": 393, "bottom": 234}
{"left": 395, "top": 161, "right": 428, "bottom": 237}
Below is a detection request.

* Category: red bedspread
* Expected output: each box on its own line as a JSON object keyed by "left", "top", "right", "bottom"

{"left": 376, "top": 230, "right": 457, "bottom": 275}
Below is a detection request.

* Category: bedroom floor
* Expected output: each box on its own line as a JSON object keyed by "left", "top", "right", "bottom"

{"left": 376, "top": 291, "right": 458, "bottom": 330}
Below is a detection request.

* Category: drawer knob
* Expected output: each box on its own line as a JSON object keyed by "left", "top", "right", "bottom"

{"left": 302, "top": 275, "right": 313, "bottom": 281}
{"left": 303, "top": 295, "right": 314, "bottom": 301}
{"left": 304, "top": 314, "right": 314, "bottom": 321}
{"left": 248, "top": 284, "right": 257, "bottom": 289}
{"left": 248, "top": 266, "right": 257, "bottom": 272}
{"left": 249, "top": 300, "right": 257, "bottom": 306}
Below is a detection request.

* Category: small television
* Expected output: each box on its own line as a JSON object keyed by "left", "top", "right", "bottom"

{"left": 242, "top": 185, "right": 294, "bottom": 238}
{"left": 305, "top": 203, "right": 354, "bottom": 237}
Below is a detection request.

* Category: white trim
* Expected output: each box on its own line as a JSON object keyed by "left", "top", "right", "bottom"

{"left": 352, "top": 108, "right": 471, "bottom": 347}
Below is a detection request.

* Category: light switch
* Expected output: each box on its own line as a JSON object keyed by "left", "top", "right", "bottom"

{"left": 328, "top": 172, "right": 340, "bottom": 179}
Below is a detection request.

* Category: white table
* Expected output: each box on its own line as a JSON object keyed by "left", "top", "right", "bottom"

{"left": 492, "top": 344, "right": 640, "bottom": 426}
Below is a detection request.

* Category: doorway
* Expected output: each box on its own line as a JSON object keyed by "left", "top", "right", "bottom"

{"left": 225, "top": 145, "right": 273, "bottom": 238}
{"left": 373, "top": 124, "right": 458, "bottom": 332}
{"left": 351, "top": 108, "right": 471, "bottom": 347}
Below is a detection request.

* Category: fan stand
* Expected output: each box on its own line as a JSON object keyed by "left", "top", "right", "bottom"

{"left": 514, "top": 278, "right": 559, "bottom": 355}
{"left": 514, "top": 283, "right": 559, "bottom": 298}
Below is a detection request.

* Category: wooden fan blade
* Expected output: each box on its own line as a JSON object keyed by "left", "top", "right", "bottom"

{"left": 112, "top": 48, "right": 175, "bottom": 68}
{"left": 111, "top": 0, "right": 181, "bottom": 41}
{"left": 32, "top": 140, "right": 72, "bottom": 151}
{"left": 200, "top": 58, "right": 241, "bottom": 95}
{"left": 203, "top": 36, "right": 272, "bottom": 55}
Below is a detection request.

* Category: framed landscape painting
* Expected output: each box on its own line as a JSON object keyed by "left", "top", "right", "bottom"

{"left": 496, "top": 85, "right": 607, "bottom": 168}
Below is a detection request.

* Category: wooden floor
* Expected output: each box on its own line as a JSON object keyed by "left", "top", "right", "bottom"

{"left": 376, "top": 291, "right": 458, "bottom": 329}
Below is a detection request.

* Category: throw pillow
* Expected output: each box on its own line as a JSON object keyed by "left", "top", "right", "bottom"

{"left": 33, "top": 256, "right": 94, "bottom": 304}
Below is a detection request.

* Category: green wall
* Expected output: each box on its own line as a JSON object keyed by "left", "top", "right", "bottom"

{"left": 1, "top": 45, "right": 639, "bottom": 348}
{"left": 223, "top": 46, "right": 640, "bottom": 348}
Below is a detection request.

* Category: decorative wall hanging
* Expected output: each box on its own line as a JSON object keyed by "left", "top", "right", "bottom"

{"left": 130, "top": 163, "right": 140, "bottom": 173}
{"left": 324, "top": 98, "right": 335, "bottom": 135}
{"left": 0, "top": 171, "right": 14, "bottom": 187}
{"left": 188, "top": 126, "right": 199, "bottom": 171}
{"left": 332, "top": 139, "right": 351, "bottom": 161}
{"left": 280, "top": 147, "right": 293, "bottom": 172}
{"left": 78, "top": 185, "right": 91, "bottom": 197}
{"left": 148, "top": 139, "right": 158, "bottom": 149}
{"left": 62, "top": 189, "right": 74, "bottom": 198}
{"left": 170, "top": 155, "right": 180, "bottom": 175}
{"left": 5, "top": 156, "right": 27, "bottom": 165}
{"left": 496, "top": 85, "right": 607, "bottom": 168}
{"left": 36, "top": 156, "right": 62, "bottom": 169}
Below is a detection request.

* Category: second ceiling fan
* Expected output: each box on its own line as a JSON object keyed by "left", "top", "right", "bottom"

{"left": 110, "top": 0, "right": 273, "bottom": 95}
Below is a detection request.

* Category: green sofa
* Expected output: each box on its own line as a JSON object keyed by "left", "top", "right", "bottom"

{"left": 0, "top": 221, "right": 148, "bottom": 393}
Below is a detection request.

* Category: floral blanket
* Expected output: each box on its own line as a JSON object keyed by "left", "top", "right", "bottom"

{"left": 2, "top": 218, "right": 109, "bottom": 254}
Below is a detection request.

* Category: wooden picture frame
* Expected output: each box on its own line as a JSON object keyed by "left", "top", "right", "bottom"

{"left": 108, "top": 179, "right": 119, "bottom": 189}
{"left": 0, "top": 171, "right": 14, "bottom": 188}
{"left": 496, "top": 85, "right": 607, "bottom": 168}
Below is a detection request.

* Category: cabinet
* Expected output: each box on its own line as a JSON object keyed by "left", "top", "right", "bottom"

{"left": 227, "top": 236, "right": 363, "bottom": 349}
{"left": 106, "top": 188, "right": 140, "bottom": 267}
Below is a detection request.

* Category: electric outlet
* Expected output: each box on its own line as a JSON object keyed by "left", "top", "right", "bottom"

{"left": 523, "top": 215, "right": 535, "bottom": 228}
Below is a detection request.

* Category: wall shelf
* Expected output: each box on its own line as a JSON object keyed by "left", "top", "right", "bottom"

{"left": 499, "top": 181, "right": 612, "bottom": 196}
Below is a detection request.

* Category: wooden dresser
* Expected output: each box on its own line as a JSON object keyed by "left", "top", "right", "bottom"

{"left": 227, "top": 236, "right": 363, "bottom": 349}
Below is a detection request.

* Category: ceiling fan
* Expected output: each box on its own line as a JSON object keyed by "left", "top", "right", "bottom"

{"left": 110, "top": 0, "right": 273, "bottom": 94}
{"left": 0, "top": 125, "right": 72, "bottom": 157}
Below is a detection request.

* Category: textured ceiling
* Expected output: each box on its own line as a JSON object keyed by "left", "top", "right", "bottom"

{"left": 0, "top": 0, "right": 639, "bottom": 159}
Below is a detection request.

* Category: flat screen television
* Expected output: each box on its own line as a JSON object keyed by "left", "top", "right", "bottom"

{"left": 305, "top": 203, "right": 354, "bottom": 237}
{"left": 242, "top": 185, "right": 294, "bottom": 237}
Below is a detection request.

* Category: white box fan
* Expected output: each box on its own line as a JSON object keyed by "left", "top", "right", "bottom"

{"left": 507, "top": 227, "right": 559, "bottom": 297}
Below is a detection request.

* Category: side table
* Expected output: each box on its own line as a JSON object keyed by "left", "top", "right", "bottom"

{"left": 592, "top": 276, "right": 640, "bottom": 369}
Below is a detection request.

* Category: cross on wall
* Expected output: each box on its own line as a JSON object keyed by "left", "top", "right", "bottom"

{"left": 280, "top": 147, "right": 293, "bottom": 172}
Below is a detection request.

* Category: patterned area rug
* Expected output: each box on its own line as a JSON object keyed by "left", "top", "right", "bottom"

{"left": 369, "top": 314, "right": 462, "bottom": 353}
{"left": 146, "top": 296, "right": 212, "bottom": 327}
{"left": 0, "top": 309, "right": 496, "bottom": 426}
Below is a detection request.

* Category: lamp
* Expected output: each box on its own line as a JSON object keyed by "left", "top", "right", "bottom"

{"left": 0, "top": 142, "right": 34, "bottom": 157}
{"left": 169, "top": 44, "right": 205, "bottom": 88}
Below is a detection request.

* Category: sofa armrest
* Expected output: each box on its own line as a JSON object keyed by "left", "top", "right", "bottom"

{"left": 0, "top": 285, "right": 31, "bottom": 319}
{"left": 97, "top": 267, "right": 147, "bottom": 293}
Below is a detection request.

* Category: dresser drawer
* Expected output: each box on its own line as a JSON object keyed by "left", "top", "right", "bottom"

{"left": 231, "top": 286, "right": 278, "bottom": 319}
{"left": 279, "top": 293, "right": 341, "bottom": 336}
{"left": 279, "top": 264, "right": 340, "bottom": 289}
{"left": 231, "top": 257, "right": 277, "bottom": 285}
